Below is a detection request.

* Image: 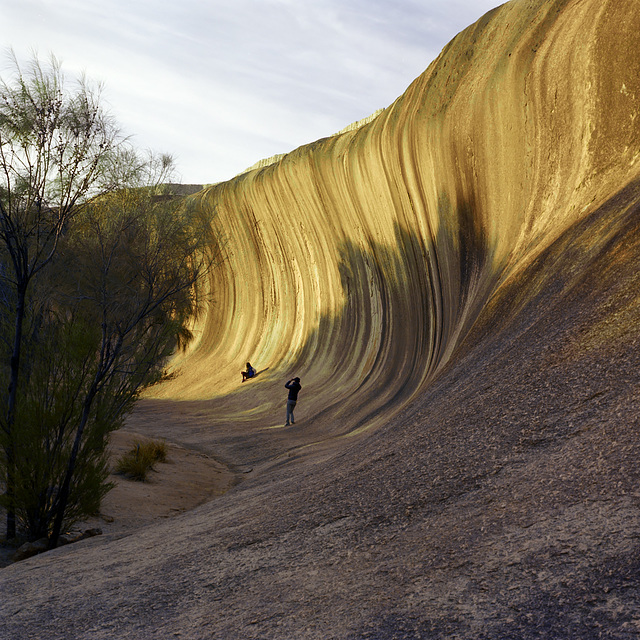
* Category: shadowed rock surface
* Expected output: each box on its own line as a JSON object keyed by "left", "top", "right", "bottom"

{"left": 2, "top": 0, "right": 640, "bottom": 638}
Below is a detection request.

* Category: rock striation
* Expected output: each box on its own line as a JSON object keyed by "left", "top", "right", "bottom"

{"left": 154, "top": 0, "right": 639, "bottom": 424}
{"left": 2, "top": 0, "right": 640, "bottom": 638}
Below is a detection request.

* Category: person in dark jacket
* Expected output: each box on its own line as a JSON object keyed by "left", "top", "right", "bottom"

{"left": 242, "top": 362, "right": 256, "bottom": 382}
{"left": 284, "top": 377, "right": 301, "bottom": 426}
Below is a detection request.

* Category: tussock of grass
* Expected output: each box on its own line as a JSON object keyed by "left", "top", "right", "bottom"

{"left": 115, "top": 439, "right": 168, "bottom": 481}
{"left": 148, "top": 439, "right": 168, "bottom": 463}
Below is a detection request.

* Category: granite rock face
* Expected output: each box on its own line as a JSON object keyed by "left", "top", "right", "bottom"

{"left": 2, "top": 1, "right": 640, "bottom": 638}
{"left": 155, "top": 0, "right": 640, "bottom": 416}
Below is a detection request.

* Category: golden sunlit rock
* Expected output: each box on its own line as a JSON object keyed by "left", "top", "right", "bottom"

{"left": 3, "top": 1, "right": 640, "bottom": 637}
{"left": 154, "top": 0, "right": 640, "bottom": 424}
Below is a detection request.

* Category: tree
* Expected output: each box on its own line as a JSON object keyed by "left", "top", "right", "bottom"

{"left": 0, "top": 52, "right": 125, "bottom": 539}
{"left": 0, "top": 53, "right": 215, "bottom": 546}
{"left": 2, "top": 161, "right": 215, "bottom": 547}
{"left": 8, "top": 308, "right": 115, "bottom": 541}
{"left": 46, "top": 183, "right": 214, "bottom": 548}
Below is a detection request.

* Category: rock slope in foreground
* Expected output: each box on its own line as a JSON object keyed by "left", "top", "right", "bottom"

{"left": 2, "top": 0, "right": 640, "bottom": 638}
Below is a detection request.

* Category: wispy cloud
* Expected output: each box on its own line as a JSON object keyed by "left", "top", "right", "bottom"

{"left": 2, "top": 0, "right": 503, "bottom": 183}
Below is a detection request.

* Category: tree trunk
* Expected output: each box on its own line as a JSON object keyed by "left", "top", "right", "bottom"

{"left": 48, "top": 391, "right": 95, "bottom": 550}
{"left": 5, "top": 285, "right": 26, "bottom": 540}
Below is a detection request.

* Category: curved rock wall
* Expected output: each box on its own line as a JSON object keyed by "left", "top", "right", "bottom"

{"left": 5, "top": 2, "right": 640, "bottom": 638}
{"left": 154, "top": 0, "right": 640, "bottom": 434}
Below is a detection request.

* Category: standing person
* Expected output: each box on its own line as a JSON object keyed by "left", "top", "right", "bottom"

{"left": 284, "top": 377, "right": 301, "bottom": 426}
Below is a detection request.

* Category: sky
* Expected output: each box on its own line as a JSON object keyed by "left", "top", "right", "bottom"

{"left": 2, "top": 0, "right": 504, "bottom": 185}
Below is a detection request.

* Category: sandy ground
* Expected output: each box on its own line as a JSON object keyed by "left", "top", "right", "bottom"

{"left": 83, "top": 430, "right": 237, "bottom": 535}
{"left": 0, "top": 429, "right": 236, "bottom": 566}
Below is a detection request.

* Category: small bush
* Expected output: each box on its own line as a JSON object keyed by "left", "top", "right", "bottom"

{"left": 146, "top": 439, "right": 168, "bottom": 463}
{"left": 115, "top": 439, "right": 168, "bottom": 481}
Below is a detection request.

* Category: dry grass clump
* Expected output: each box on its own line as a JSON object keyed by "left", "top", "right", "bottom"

{"left": 115, "top": 439, "right": 168, "bottom": 481}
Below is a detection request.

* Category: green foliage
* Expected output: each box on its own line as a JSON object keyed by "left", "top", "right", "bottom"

{"left": 0, "top": 310, "right": 117, "bottom": 539}
{"left": 0, "top": 52, "right": 125, "bottom": 542}
{"left": 0, "top": 53, "right": 218, "bottom": 545}
{"left": 1, "top": 187, "right": 212, "bottom": 541}
{"left": 115, "top": 440, "right": 168, "bottom": 482}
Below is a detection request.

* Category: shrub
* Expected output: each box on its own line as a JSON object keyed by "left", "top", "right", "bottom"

{"left": 115, "top": 440, "right": 168, "bottom": 482}
{"left": 148, "top": 439, "right": 168, "bottom": 463}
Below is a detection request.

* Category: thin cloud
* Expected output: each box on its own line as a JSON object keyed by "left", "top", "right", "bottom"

{"left": 1, "top": 0, "right": 503, "bottom": 183}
